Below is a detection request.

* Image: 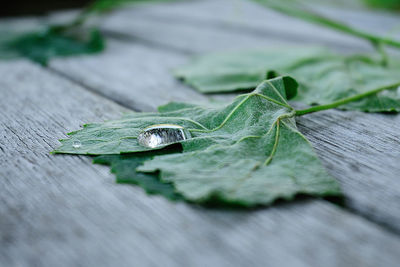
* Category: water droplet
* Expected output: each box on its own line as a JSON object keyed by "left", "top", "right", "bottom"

{"left": 72, "top": 140, "right": 81, "bottom": 149}
{"left": 397, "top": 86, "right": 400, "bottom": 96}
{"left": 138, "top": 124, "right": 191, "bottom": 148}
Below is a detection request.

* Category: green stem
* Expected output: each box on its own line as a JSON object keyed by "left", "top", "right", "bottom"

{"left": 65, "top": 0, "right": 102, "bottom": 28}
{"left": 295, "top": 82, "right": 400, "bottom": 116}
{"left": 254, "top": 0, "right": 400, "bottom": 49}
{"left": 60, "top": 0, "right": 122, "bottom": 29}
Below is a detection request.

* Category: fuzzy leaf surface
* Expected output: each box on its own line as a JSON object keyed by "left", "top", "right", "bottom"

{"left": 55, "top": 77, "right": 341, "bottom": 206}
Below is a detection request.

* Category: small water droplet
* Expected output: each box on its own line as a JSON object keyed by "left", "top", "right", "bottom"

{"left": 72, "top": 140, "right": 81, "bottom": 149}
{"left": 138, "top": 124, "right": 191, "bottom": 148}
{"left": 397, "top": 86, "right": 400, "bottom": 96}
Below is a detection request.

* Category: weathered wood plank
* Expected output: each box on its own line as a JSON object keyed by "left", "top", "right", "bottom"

{"left": 101, "top": 0, "right": 400, "bottom": 52}
{"left": 296, "top": 110, "right": 400, "bottom": 233}
{"left": 49, "top": 40, "right": 208, "bottom": 112}
{"left": 0, "top": 16, "right": 42, "bottom": 32}
{"left": 49, "top": 20, "right": 400, "bottom": 233}
{"left": 100, "top": 0, "right": 374, "bottom": 54}
{"left": 2, "top": 60, "right": 400, "bottom": 267}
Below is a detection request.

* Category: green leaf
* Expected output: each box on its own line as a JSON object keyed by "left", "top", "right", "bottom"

{"left": 55, "top": 76, "right": 341, "bottom": 206}
{"left": 362, "top": 0, "right": 400, "bottom": 10}
{"left": 88, "top": 0, "right": 178, "bottom": 13}
{"left": 1, "top": 26, "right": 104, "bottom": 65}
{"left": 175, "top": 47, "right": 400, "bottom": 112}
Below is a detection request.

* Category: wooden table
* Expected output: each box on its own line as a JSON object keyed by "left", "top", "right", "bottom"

{"left": 1, "top": 0, "right": 400, "bottom": 266}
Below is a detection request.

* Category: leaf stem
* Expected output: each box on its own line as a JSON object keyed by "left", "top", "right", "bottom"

{"left": 254, "top": 0, "right": 400, "bottom": 49}
{"left": 295, "top": 82, "right": 400, "bottom": 116}
{"left": 63, "top": 0, "right": 104, "bottom": 29}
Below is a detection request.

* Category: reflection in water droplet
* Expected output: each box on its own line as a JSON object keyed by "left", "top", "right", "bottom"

{"left": 138, "top": 124, "right": 191, "bottom": 148}
{"left": 72, "top": 140, "right": 82, "bottom": 149}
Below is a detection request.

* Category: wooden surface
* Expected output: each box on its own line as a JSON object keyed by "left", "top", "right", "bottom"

{"left": 1, "top": 0, "right": 400, "bottom": 266}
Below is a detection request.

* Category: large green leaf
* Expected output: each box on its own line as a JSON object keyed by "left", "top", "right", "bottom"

{"left": 55, "top": 76, "right": 341, "bottom": 206}
{"left": 175, "top": 47, "right": 400, "bottom": 112}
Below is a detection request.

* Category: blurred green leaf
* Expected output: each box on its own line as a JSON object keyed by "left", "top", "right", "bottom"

{"left": 1, "top": 26, "right": 104, "bottom": 65}
{"left": 175, "top": 47, "right": 400, "bottom": 112}
{"left": 88, "top": 0, "right": 178, "bottom": 13}
{"left": 363, "top": 0, "right": 400, "bottom": 10}
{"left": 0, "top": 0, "right": 177, "bottom": 65}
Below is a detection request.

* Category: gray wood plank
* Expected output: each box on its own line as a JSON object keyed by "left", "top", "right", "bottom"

{"left": 2, "top": 61, "right": 400, "bottom": 267}
{"left": 296, "top": 110, "right": 400, "bottom": 233}
{"left": 0, "top": 16, "right": 42, "bottom": 32}
{"left": 100, "top": 0, "right": 400, "bottom": 53}
{"left": 99, "top": 0, "right": 374, "bottom": 54}
{"left": 49, "top": 20, "right": 400, "bottom": 233}
{"left": 49, "top": 40, "right": 208, "bottom": 112}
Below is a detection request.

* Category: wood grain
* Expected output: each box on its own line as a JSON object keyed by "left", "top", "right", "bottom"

{"left": 296, "top": 109, "right": 400, "bottom": 233}
{"left": 49, "top": 40, "right": 208, "bottom": 112}
{"left": 2, "top": 61, "right": 400, "bottom": 266}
